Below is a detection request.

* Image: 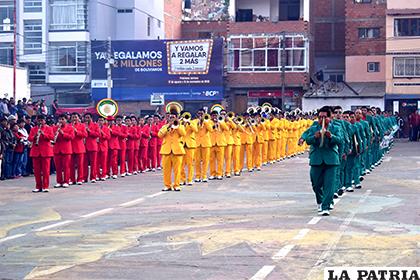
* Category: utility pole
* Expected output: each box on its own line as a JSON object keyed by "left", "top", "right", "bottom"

{"left": 13, "top": 0, "right": 17, "bottom": 100}
{"left": 281, "top": 31, "right": 286, "bottom": 112}
{"left": 106, "top": 37, "right": 113, "bottom": 99}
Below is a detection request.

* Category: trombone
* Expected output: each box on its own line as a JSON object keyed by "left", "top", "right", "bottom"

{"left": 181, "top": 112, "right": 192, "bottom": 125}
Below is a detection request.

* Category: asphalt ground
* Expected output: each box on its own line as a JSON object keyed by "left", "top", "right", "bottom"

{"left": 0, "top": 140, "right": 419, "bottom": 280}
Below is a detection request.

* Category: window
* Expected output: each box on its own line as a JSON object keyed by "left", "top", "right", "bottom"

{"left": 49, "top": 42, "right": 87, "bottom": 73}
{"left": 393, "top": 57, "right": 420, "bottom": 77}
{"left": 394, "top": 18, "right": 420, "bottom": 37}
{"left": 228, "top": 34, "right": 307, "bottom": 72}
{"left": 367, "top": 62, "right": 380, "bottom": 72}
{"left": 0, "top": 42, "right": 13, "bottom": 65}
{"left": 24, "top": 20, "right": 42, "bottom": 55}
{"left": 198, "top": 32, "right": 212, "bottom": 39}
{"left": 157, "top": 19, "right": 161, "bottom": 28}
{"left": 117, "top": 9, "right": 133, "bottom": 13}
{"left": 50, "top": 0, "right": 87, "bottom": 30}
{"left": 147, "top": 16, "right": 151, "bottom": 36}
{"left": 279, "top": 0, "right": 300, "bottom": 21}
{"left": 358, "top": 28, "right": 380, "bottom": 39}
{"left": 0, "top": 1, "right": 14, "bottom": 32}
{"left": 354, "top": 0, "right": 371, "bottom": 3}
{"left": 329, "top": 74, "right": 344, "bottom": 83}
{"left": 28, "top": 64, "right": 46, "bottom": 83}
{"left": 24, "top": 0, "right": 42, "bottom": 13}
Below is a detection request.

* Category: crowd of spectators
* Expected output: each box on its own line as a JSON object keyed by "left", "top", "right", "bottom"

{"left": 0, "top": 97, "right": 58, "bottom": 180}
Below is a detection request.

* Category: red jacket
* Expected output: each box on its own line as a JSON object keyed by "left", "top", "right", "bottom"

{"left": 72, "top": 122, "right": 87, "bottom": 154}
{"left": 127, "top": 126, "right": 138, "bottom": 150}
{"left": 13, "top": 131, "right": 25, "bottom": 153}
{"left": 85, "top": 122, "right": 100, "bottom": 152}
{"left": 139, "top": 125, "right": 150, "bottom": 147}
{"left": 109, "top": 124, "right": 121, "bottom": 150}
{"left": 149, "top": 124, "right": 159, "bottom": 147}
{"left": 53, "top": 123, "right": 74, "bottom": 155}
{"left": 28, "top": 125, "right": 54, "bottom": 157}
{"left": 133, "top": 126, "right": 140, "bottom": 150}
{"left": 98, "top": 124, "right": 110, "bottom": 152}
{"left": 119, "top": 125, "right": 128, "bottom": 150}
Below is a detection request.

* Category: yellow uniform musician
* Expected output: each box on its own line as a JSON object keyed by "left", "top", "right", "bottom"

{"left": 221, "top": 111, "right": 237, "bottom": 178}
{"left": 180, "top": 112, "right": 198, "bottom": 186}
{"left": 240, "top": 114, "right": 256, "bottom": 172}
{"left": 195, "top": 109, "right": 213, "bottom": 183}
{"left": 262, "top": 117, "right": 270, "bottom": 165}
{"left": 158, "top": 112, "right": 186, "bottom": 191}
{"left": 269, "top": 116, "right": 279, "bottom": 163}
{"left": 232, "top": 116, "right": 245, "bottom": 176}
{"left": 209, "top": 111, "right": 229, "bottom": 179}
{"left": 254, "top": 115, "right": 266, "bottom": 171}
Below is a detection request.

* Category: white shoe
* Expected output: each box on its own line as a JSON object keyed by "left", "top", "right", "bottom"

{"left": 225, "top": 174, "right": 231, "bottom": 178}
{"left": 319, "top": 210, "right": 330, "bottom": 216}
{"left": 180, "top": 182, "right": 186, "bottom": 186}
{"left": 121, "top": 173, "right": 126, "bottom": 177}
{"left": 187, "top": 181, "right": 193, "bottom": 186}
{"left": 112, "top": 175, "right": 117, "bottom": 179}
{"left": 329, "top": 204, "right": 334, "bottom": 210}
{"left": 202, "top": 178, "right": 208, "bottom": 183}
{"left": 42, "top": 189, "right": 49, "bottom": 193}
{"left": 100, "top": 177, "right": 106, "bottom": 181}
{"left": 77, "top": 181, "right": 83, "bottom": 185}
{"left": 248, "top": 169, "right": 253, "bottom": 172}
{"left": 346, "top": 186, "right": 354, "bottom": 192}
{"left": 208, "top": 176, "right": 215, "bottom": 180}
{"left": 152, "top": 168, "right": 156, "bottom": 172}
{"left": 157, "top": 167, "right": 162, "bottom": 170}
{"left": 32, "top": 189, "right": 41, "bottom": 193}
{"left": 62, "top": 183, "right": 69, "bottom": 188}
{"left": 126, "top": 173, "right": 132, "bottom": 176}
{"left": 216, "top": 176, "right": 223, "bottom": 180}
{"left": 91, "top": 180, "right": 96, "bottom": 183}
{"left": 69, "top": 181, "right": 74, "bottom": 185}
{"left": 194, "top": 179, "right": 201, "bottom": 183}
{"left": 256, "top": 167, "right": 261, "bottom": 171}
{"left": 54, "top": 183, "right": 62, "bottom": 188}
{"left": 133, "top": 171, "right": 138, "bottom": 175}
{"left": 234, "top": 172, "right": 240, "bottom": 176}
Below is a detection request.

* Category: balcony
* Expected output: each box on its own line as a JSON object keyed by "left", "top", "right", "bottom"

{"left": 230, "top": 0, "right": 309, "bottom": 23}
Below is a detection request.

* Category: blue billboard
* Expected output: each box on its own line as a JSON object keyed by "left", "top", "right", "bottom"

{"left": 91, "top": 39, "right": 224, "bottom": 101}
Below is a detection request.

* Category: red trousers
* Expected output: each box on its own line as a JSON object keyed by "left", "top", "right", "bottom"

{"left": 110, "top": 149, "right": 119, "bottom": 176}
{"left": 119, "top": 148, "right": 127, "bottom": 174}
{"left": 127, "top": 149, "right": 135, "bottom": 173}
{"left": 134, "top": 149, "right": 139, "bottom": 172}
{"left": 148, "top": 145, "right": 157, "bottom": 169}
{"left": 54, "top": 154, "right": 71, "bottom": 185}
{"left": 70, "top": 153, "right": 84, "bottom": 183}
{"left": 97, "top": 150, "right": 108, "bottom": 179}
{"left": 83, "top": 151, "right": 98, "bottom": 181}
{"left": 139, "top": 146, "right": 148, "bottom": 171}
{"left": 157, "top": 144, "right": 162, "bottom": 167}
{"left": 32, "top": 157, "right": 51, "bottom": 190}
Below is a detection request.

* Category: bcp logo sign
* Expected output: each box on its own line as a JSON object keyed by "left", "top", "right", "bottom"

{"left": 203, "top": 90, "right": 219, "bottom": 97}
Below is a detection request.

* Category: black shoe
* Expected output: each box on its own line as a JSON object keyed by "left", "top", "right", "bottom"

{"left": 359, "top": 176, "right": 364, "bottom": 182}
{"left": 337, "top": 189, "right": 344, "bottom": 196}
{"left": 355, "top": 184, "right": 362, "bottom": 189}
{"left": 333, "top": 193, "right": 339, "bottom": 199}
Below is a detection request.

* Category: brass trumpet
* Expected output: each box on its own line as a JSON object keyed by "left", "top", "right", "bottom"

{"left": 234, "top": 116, "right": 244, "bottom": 125}
{"left": 320, "top": 117, "right": 326, "bottom": 148}
{"left": 247, "top": 107, "right": 256, "bottom": 115}
{"left": 181, "top": 112, "right": 191, "bottom": 125}
{"left": 217, "top": 115, "right": 225, "bottom": 122}
{"left": 227, "top": 111, "right": 235, "bottom": 119}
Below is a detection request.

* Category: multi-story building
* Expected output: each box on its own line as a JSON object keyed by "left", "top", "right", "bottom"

{"left": 385, "top": 0, "right": 420, "bottom": 116}
{"left": 183, "top": 0, "right": 311, "bottom": 112}
{"left": 0, "top": 0, "right": 181, "bottom": 104}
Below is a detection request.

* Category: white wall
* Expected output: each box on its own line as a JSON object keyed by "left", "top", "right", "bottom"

{"left": 0, "top": 65, "right": 31, "bottom": 100}
{"left": 302, "top": 97, "right": 384, "bottom": 112}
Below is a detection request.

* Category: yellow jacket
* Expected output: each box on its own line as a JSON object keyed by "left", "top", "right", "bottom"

{"left": 241, "top": 122, "right": 256, "bottom": 145}
{"left": 210, "top": 120, "right": 229, "bottom": 147}
{"left": 256, "top": 122, "right": 266, "bottom": 144}
{"left": 158, "top": 124, "right": 186, "bottom": 155}
{"left": 196, "top": 119, "right": 213, "bottom": 148}
{"left": 183, "top": 119, "right": 199, "bottom": 149}
{"left": 233, "top": 124, "right": 245, "bottom": 146}
{"left": 224, "top": 119, "right": 236, "bottom": 145}
{"left": 270, "top": 118, "right": 280, "bottom": 140}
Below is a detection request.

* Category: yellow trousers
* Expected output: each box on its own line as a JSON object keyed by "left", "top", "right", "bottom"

{"left": 253, "top": 142, "right": 263, "bottom": 168}
{"left": 181, "top": 148, "right": 195, "bottom": 183}
{"left": 287, "top": 138, "right": 294, "bottom": 156}
{"left": 224, "top": 145, "right": 233, "bottom": 176}
{"left": 210, "top": 146, "right": 225, "bottom": 177}
{"left": 233, "top": 145, "right": 241, "bottom": 173}
{"left": 268, "top": 140, "right": 276, "bottom": 162}
{"left": 276, "top": 138, "right": 281, "bottom": 160}
{"left": 262, "top": 141, "right": 268, "bottom": 164}
{"left": 195, "top": 147, "right": 210, "bottom": 180}
{"left": 162, "top": 154, "right": 183, "bottom": 189}
{"left": 240, "top": 144, "right": 253, "bottom": 170}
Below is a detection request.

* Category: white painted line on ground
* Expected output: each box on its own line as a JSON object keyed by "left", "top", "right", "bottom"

{"left": 293, "top": 228, "right": 310, "bottom": 240}
{"left": 140, "top": 241, "right": 194, "bottom": 248}
{"left": 0, "top": 233, "right": 27, "bottom": 244}
{"left": 250, "top": 265, "right": 276, "bottom": 280}
{"left": 307, "top": 217, "right": 322, "bottom": 225}
{"left": 119, "top": 198, "right": 146, "bottom": 207}
{"left": 80, "top": 208, "right": 114, "bottom": 218}
{"left": 382, "top": 157, "right": 392, "bottom": 162}
{"left": 146, "top": 192, "right": 166, "bottom": 198}
{"left": 33, "top": 220, "right": 75, "bottom": 232}
{"left": 272, "top": 244, "right": 295, "bottom": 260}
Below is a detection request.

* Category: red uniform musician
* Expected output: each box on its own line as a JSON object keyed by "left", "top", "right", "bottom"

{"left": 116, "top": 116, "right": 128, "bottom": 176}
{"left": 70, "top": 113, "right": 87, "bottom": 185}
{"left": 97, "top": 117, "right": 111, "bottom": 180}
{"left": 139, "top": 118, "right": 150, "bottom": 172}
{"left": 126, "top": 118, "right": 137, "bottom": 175}
{"left": 130, "top": 117, "right": 140, "bottom": 174}
{"left": 148, "top": 117, "right": 159, "bottom": 171}
{"left": 28, "top": 115, "right": 54, "bottom": 192}
{"left": 83, "top": 113, "right": 100, "bottom": 183}
{"left": 108, "top": 118, "right": 121, "bottom": 178}
{"left": 53, "top": 114, "right": 75, "bottom": 188}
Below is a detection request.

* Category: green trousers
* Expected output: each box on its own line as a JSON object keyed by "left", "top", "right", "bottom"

{"left": 310, "top": 164, "right": 338, "bottom": 211}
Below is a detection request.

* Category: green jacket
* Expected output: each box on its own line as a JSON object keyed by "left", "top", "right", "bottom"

{"left": 306, "top": 122, "right": 342, "bottom": 166}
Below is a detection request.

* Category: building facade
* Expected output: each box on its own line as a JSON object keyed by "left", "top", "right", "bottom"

{"left": 0, "top": 0, "right": 182, "bottom": 106}
{"left": 385, "top": 0, "right": 420, "bottom": 116}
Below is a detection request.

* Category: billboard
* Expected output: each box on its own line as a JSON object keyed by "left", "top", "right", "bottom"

{"left": 91, "top": 39, "right": 224, "bottom": 101}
